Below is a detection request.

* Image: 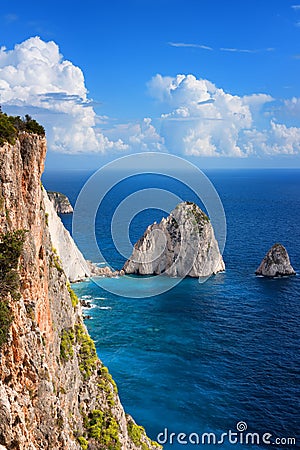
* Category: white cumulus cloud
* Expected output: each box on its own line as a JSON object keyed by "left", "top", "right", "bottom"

{"left": 284, "top": 97, "right": 300, "bottom": 116}
{"left": 0, "top": 36, "right": 127, "bottom": 153}
{"left": 104, "top": 118, "right": 165, "bottom": 152}
{"left": 148, "top": 73, "right": 300, "bottom": 157}
{"left": 244, "top": 121, "right": 300, "bottom": 155}
{"left": 2, "top": 37, "right": 300, "bottom": 159}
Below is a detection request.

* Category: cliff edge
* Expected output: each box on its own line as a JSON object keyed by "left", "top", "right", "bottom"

{"left": 123, "top": 201, "right": 225, "bottom": 277}
{"left": 43, "top": 189, "right": 91, "bottom": 282}
{"left": 0, "top": 132, "right": 159, "bottom": 450}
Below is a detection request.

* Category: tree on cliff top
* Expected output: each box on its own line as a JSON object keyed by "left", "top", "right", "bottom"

{"left": 0, "top": 111, "right": 17, "bottom": 145}
{"left": 0, "top": 108, "right": 45, "bottom": 145}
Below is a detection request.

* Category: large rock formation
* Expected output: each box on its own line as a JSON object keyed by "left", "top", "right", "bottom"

{"left": 255, "top": 243, "right": 296, "bottom": 277}
{"left": 123, "top": 201, "right": 225, "bottom": 277}
{"left": 47, "top": 191, "right": 74, "bottom": 214}
{"left": 0, "top": 133, "right": 159, "bottom": 450}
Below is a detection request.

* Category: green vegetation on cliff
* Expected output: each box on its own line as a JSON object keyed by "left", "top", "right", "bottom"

{"left": 0, "top": 230, "right": 26, "bottom": 346}
{"left": 127, "top": 420, "right": 149, "bottom": 450}
{"left": 127, "top": 418, "right": 162, "bottom": 450}
{"left": 0, "top": 230, "right": 26, "bottom": 300}
{"left": 66, "top": 282, "right": 79, "bottom": 307}
{"left": 50, "top": 246, "right": 64, "bottom": 274}
{"left": 97, "top": 365, "right": 118, "bottom": 407}
{"left": 86, "top": 409, "right": 121, "bottom": 450}
{"left": 77, "top": 436, "right": 89, "bottom": 450}
{"left": 59, "top": 322, "right": 98, "bottom": 379}
{"left": 0, "top": 108, "right": 45, "bottom": 146}
{"left": 0, "top": 301, "right": 13, "bottom": 348}
{"left": 60, "top": 328, "right": 75, "bottom": 360}
{"left": 75, "top": 323, "right": 98, "bottom": 379}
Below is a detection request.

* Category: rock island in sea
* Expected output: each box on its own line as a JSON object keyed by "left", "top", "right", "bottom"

{"left": 255, "top": 243, "right": 296, "bottom": 277}
{"left": 47, "top": 191, "right": 74, "bottom": 215}
{"left": 124, "top": 201, "right": 225, "bottom": 277}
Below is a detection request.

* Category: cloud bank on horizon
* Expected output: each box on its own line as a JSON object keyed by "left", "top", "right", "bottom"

{"left": 148, "top": 74, "right": 300, "bottom": 157}
{"left": 1, "top": 36, "right": 300, "bottom": 158}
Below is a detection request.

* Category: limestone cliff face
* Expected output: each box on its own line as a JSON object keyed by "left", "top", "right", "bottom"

{"left": 0, "top": 133, "right": 158, "bottom": 450}
{"left": 43, "top": 189, "right": 91, "bottom": 282}
{"left": 255, "top": 243, "right": 295, "bottom": 277}
{"left": 47, "top": 191, "right": 74, "bottom": 215}
{"left": 124, "top": 202, "right": 225, "bottom": 277}
{"left": 43, "top": 190, "right": 122, "bottom": 281}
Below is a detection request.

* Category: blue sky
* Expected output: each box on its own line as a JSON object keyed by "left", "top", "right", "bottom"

{"left": 1, "top": 0, "right": 300, "bottom": 168}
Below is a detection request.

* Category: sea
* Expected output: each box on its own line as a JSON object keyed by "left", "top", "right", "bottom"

{"left": 42, "top": 168, "right": 300, "bottom": 450}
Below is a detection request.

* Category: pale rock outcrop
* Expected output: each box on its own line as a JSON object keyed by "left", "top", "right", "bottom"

{"left": 47, "top": 191, "right": 74, "bottom": 214}
{"left": 124, "top": 201, "right": 225, "bottom": 277}
{"left": 255, "top": 243, "right": 295, "bottom": 277}
{"left": 44, "top": 190, "right": 121, "bottom": 281}
{"left": 43, "top": 189, "right": 91, "bottom": 282}
{"left": 87, "top": 261, "right": 124, "bottom": 278}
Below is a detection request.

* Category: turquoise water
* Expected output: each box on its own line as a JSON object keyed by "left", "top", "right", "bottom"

{"left": 43, "top": 169, "right": 300, "bottom": 449}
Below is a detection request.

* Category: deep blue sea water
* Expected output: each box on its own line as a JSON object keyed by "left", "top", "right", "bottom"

{"left": 42, "top": 169, "right": 300, "bottom": 449}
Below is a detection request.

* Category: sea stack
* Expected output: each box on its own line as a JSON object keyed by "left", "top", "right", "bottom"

{"left": 123, "top": 201, "right": 225, "bottom": 277}
{"left": 255, "top": 243, "right": 296, "bottom": 277}
{"left": 47, "top": 191, "right": 73, "bottom": 214}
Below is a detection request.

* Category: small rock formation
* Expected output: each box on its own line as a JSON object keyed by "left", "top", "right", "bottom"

{"left": 123, "top": 201, "right": 225, "bottom": 277}
{"left": 83, "top": 314, "right": 92, "bottom": 320}
{"left": 47, "top": 191, "right": 73, "bottom": 214}
{"left": 87, "top": 261, "right": 124, "bottom": 278}
{"left": 255, "top": 243, "right": 296, "bottom": 277}
{"left": 80, "top": 299, "right": 92, "bottom": 308}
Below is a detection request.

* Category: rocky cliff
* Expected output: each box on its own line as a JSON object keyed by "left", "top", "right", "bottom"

{"left": 44, "top": 190, "right": 123, "bottom": 281}
{"left": 43, "top": 189, "right": 91, "bottom": 282}
{"left": 47, "top": 191, "right": 74, "bottom": 215}
{"left": 0, "top": 133, "right": 159, "bottom": 450}
{"left": 255, "top": 243, "right": 296, "bottom": 277}
{"left": 123, "top": 201, "right": 225, "bottom": 277}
